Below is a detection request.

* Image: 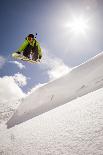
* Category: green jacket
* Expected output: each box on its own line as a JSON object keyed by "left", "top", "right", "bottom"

{"left": 18, "top": 37, "right": 42, "bottom": 57}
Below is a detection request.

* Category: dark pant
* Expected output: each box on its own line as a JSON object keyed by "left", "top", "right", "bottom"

{"left": 23, "top": 44, "right": 31, "bottom": 58}
{"left": 32, "top": 45, "right": 38, "bottom": 61}
{"left": 23, "top": 44, "right": 38, "bottom": 60}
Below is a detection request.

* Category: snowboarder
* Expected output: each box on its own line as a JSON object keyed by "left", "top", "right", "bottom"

{"left": 15, "top": 34, "right": 42, "bottom": 61}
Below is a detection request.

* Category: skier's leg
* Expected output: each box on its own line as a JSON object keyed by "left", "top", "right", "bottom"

{"left": 23, "top": 44, "right": 32, "bottom": 58}
{"left": 32, "top": 46, "right": 38, "bottom": 61}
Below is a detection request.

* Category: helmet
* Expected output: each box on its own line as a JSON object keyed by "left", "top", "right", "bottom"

{"left": 28, "top": 34, "right": 34, "bottom": 39}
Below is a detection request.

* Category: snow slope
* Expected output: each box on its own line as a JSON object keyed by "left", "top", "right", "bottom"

{"left": 0, "top": 88, "right": 103, "bottom": 155}
{"left": 7, "top": 52, "right": 103, "bottom": 128}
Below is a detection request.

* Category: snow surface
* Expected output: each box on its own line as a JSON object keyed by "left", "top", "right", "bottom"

{"left": 0, "top": 88, "right": 103, "bottom": 154}
{"left": 7, "top": 52, "right": 103, "bottom": 128}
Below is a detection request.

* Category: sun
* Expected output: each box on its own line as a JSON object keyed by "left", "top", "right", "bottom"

{"left": 70, "top": 18, "right": 88, "bottom": 34}
{"left": 65, "top": 15, "right": 89, "bottom": 35}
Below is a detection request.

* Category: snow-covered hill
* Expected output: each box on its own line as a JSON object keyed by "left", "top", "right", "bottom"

{"left": 0, "top": 88, "right": 103, "bottom": 155}
{"left": 7, "top": 52, "right": 103, "bottom": 128}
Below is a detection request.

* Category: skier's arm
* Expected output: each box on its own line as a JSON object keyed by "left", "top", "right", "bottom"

{"left": 36, "top": 42, "right": 42, "bottom": 59}
{"left": 18, "top": 40, "right": 29, "bottom": 53}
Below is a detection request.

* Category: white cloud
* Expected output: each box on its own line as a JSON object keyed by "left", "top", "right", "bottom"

{"left": 0, "top": 56, "right": 6, "bottom": 69}
{"left": 0, "top": 73, "right": 27, "bottom": 104}
{"left": 9, "top": 61, "right": 25, "bottom": 69}
{"left": 0, "top": 75, "right": 26, "bottom": 103}
{"left": 13, "top": 73, "right": 27, "bottom": 87}
{"left": 47, "top": 57, "right": 71, "bottom": 81}
{"left": 40, "top": 47, "right": 71, "bottom": 81}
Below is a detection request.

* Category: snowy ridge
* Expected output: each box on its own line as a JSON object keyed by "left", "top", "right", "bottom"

{"left": 7, "top": 52, "right": 103, "bottom": 128}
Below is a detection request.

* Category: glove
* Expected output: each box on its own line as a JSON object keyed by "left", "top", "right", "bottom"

{"left": 16, "top": 51, "right": 21, "bottom": 54}
{"left": 38, "top": 55, "right": 42, "bottom": 59}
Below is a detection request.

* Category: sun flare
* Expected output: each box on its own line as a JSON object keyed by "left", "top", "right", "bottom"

{"left": 65, "top": 16, "right": 89, "bottom": 35}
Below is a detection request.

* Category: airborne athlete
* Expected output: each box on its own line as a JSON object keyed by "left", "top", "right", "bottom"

{"left": 12, "top": 34, "right": 42, "bottom": 63}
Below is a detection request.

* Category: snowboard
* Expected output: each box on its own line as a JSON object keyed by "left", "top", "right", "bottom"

{"left": 12, "top": 52, "right": 40, "bottom": 64}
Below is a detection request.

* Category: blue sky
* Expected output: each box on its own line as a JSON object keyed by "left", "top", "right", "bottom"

{"left": 0, "top": 0, "right": 103, "bottom": 93}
